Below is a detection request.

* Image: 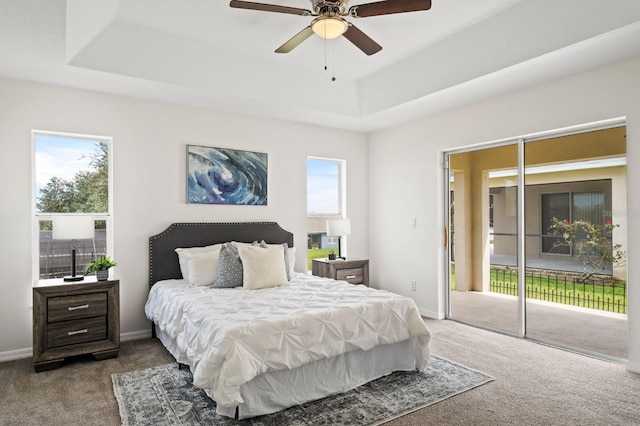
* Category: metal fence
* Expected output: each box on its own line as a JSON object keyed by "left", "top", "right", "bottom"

{"left": 39, "top": 230, "right": 107, "bottom": 279}
{"left": 489, "top": 267, "right": 627, "bottom": 314}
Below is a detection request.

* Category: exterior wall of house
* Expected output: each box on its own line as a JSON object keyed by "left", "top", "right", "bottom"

{"left": 449, "top": 142, "right": 627, "bottom": 290}
{"left": 490, "top": 168, "right": 627, "bottom": 279}
{"left": 307, "top": 215, "right": 340, "bottom": 250}
{"left": 308, "top": 233, "right": 338, "bottom": 250}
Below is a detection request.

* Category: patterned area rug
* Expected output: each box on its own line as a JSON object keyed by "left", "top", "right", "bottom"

{"left": 112, "top": 355, "right": 493, "bottom": 426}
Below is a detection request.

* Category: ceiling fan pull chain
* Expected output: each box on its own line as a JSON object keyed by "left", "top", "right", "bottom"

{"left": 324, "top": 33, "right": 328, "bottom": 71}
{"left": 332, "top": 48, "right": 336, "bottom": 82}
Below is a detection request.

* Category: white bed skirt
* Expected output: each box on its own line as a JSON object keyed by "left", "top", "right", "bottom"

{"left": 155, "top": 325, "right": 426, "bottom": 419}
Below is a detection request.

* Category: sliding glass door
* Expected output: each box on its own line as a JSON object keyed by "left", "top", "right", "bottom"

{"left": 447, "top": 143, "right": 520, "bottom": 335}
{"left": 445, "top": 122, "right": 628, "bottom": 360}
{"left": 523, "top": 127, "right": 628, "bottom": 359}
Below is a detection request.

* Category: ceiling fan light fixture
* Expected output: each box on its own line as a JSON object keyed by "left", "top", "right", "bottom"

{"left": 311, "top": 16, "right": 348, "bottom": 40}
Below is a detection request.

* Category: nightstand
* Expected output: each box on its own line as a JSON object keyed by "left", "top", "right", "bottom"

{"left": 33, "top": 279, "right": 120, "bottom": 372}
{"left": 312, "top": 258, "right": 369, "bottom": 287}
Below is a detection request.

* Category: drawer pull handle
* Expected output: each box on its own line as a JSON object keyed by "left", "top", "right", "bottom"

{"left": 68, "top": 328, "right": 88, "bottom": 336}
{"left": 68, "top": 304, "right": 89, "bottom": 311}
{"left": 346, "top": 275, "right": 357, "bottom": 279}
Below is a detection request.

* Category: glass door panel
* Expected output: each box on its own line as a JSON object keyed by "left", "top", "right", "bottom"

{"left": 523, "top": 127, "right": 628, "bottom": 359}
{"left": 448, "top": 144, "right": 519, "bottom": 335}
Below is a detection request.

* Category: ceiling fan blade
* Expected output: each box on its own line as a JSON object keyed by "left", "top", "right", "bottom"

{"left": 349, "top": 0, "right": 431, "bottom": 18}
{"left": 343, "top": 24, "right": 382, "bottom": 55}
{"left": 275, "top": 26, "right": 315, "bottom": 53}
{"left": 230, "top": 1, "right": 312, "bottom": 16}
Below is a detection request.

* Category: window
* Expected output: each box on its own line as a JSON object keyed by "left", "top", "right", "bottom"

{"left": 306, "top": 157, "right": 346, "bottom": 269}
{"left": 541, "top": 191, "right": 605, "bottom": 255}
{"left": 541, "top": 192, "right": 571, "bottom": 254}
{"left": 32, "top": 131, "right": 113, "bottom": 281}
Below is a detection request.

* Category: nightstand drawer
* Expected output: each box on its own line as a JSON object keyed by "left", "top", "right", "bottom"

{"left": 48, "top": 293, "right": 107, "bottom": 323}
{"left": 337, "top": 267, "right": 364, "bottom": 284}
{"left": 47, "top": 317, "right": 107, "bottom": 349}
{"left": 312, "top": 258, "right": 369, "bottom": 287}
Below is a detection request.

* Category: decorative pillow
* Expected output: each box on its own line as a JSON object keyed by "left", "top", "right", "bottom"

{"left": 239, "top": 245, "right": 289, "bottom": 290}
{"left": 259, "top": 241, "right": 296, "bottom": 279}
{"left": 187, "top": 254, "right": 219, "bottom": 286}
{"left": 211, "top": 243, "right": 244, "bottom": 288}
{"left": 175, "top": 244, "right": 222, "bottom": 282}
{"left": 286, "top": 246, "right": 296, "bottom": 277}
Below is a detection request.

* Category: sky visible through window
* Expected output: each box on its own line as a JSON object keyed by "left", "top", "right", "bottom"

{"left": 307, "top": 158, "right": 340, "bottom": 215}
{"left": 34, "top": 133, "right": 97, "bottom": 198}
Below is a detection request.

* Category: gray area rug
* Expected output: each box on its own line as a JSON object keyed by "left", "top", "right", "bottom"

{"left": 112, "top": 355, "right": 493, "bottom": 426}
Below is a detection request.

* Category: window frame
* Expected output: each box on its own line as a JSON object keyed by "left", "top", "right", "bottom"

{"left": 540, "top": 190, "right": 605, "bottom": 256}
{"left": 31, "top": 130, "right": 114, "bottom": 284}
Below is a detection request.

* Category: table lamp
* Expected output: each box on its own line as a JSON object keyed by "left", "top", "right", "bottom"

{"left": 52, "top": 216, "right": 95, "bottom": 281}
{"left": 327, "top": 218, "right": 351, "bottom": 260}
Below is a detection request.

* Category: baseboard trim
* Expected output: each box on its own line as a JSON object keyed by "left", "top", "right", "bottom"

{"left": 121, "top": 329, "right": 152, "bottom": 342}
{"left": 0, "top": 329, "right": 153, "bottom": 363}
{"left": 420, "top": 308, "right": 444, "bottom": 320}
{"left": 626, "top": 361, "right": 640, "bottom": 374}
{"left": 0, "top": 347, "right": 32, "bottom": 363}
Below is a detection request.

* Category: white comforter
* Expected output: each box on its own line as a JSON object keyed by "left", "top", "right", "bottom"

{"left": 145, "top": 273, "right": 431, "bottom": 408}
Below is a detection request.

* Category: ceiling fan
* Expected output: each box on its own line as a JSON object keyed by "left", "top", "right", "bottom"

{"left": 229, "top": 0, "right": 432, "bottom": 55}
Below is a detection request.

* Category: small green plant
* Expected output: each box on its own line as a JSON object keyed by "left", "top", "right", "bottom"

{"left": 86, "top": 256, "right": 117, "bottom": 274}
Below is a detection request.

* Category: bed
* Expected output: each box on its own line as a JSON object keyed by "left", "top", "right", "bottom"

{"left": 145, "top": 222, "right": 431, "bottom": 419}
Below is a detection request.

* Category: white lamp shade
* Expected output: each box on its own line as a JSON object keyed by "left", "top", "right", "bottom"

{"left": 312, "top": 16, "right": 348, "bottom": 40}
{"left": 52, "top": 216, "right": 95, "bottom": 240}
{"left": 327, "top": 218, "right": 351, "bottom": 237}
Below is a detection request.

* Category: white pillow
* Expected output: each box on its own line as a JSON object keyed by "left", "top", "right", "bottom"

{"left": 238, "top": 245, "right": 289, "bottom": 290}
{"left": 175, "top": 244, "right": 222, "bottom": 282}
{"left": 259, "top": 241, "right": 296, "bottom": 277}
{"left": 187, "top": 254, "right": 219, "bottom": 286}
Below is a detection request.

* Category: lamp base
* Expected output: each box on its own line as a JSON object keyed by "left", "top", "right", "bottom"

{"left": 63, "top": 275, "right": 85, "bottom": 282}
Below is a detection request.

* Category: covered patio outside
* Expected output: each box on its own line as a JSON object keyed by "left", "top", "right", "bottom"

{"left": 450, "top": 290, "right": 627, "bottom": 359}
{"left": 448, "top": 125, "right": 627, "bottom": 360}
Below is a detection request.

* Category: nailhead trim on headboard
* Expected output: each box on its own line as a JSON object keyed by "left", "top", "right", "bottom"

{"left": 148, "top": 222, "right": 295, "bottom": 287}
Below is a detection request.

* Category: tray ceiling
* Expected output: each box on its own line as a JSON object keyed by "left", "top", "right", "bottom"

{"left": 2, "top": 0, "right": 640, "bottom": 131}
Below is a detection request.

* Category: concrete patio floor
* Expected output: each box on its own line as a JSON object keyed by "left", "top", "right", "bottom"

{"left": 450, "top": 290, "right": 628, "bottom": 360}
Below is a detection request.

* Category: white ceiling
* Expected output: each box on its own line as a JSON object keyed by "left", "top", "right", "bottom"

{"left": 2, "top": 0, "right": 640, "bottom": 132}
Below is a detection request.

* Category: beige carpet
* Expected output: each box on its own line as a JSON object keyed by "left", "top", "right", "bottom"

{"left": 1, "top": 319, "right": 639, "bottom": 425}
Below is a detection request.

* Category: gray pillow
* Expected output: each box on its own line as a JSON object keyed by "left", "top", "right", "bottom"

{"left": 211, "top": 243, "right": 243, "bottom": 288}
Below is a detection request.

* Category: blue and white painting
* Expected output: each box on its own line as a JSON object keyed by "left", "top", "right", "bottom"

{"left": 187, "top": 145, "right": 268, "bottom": 205}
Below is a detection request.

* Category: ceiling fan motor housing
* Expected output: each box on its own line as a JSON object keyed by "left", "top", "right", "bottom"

{"left": 312, "top": 0, "right": 349, "bottom": 15}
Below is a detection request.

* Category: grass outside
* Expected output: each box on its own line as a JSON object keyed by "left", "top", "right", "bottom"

{"left": 492, "top": 268, "right": 627, "bottom": 313}
{"left": 307, "top": 248, "right": 334, "bottom": 271}
{"left": 450, "top": 264, "right": 627, "bottom": 314}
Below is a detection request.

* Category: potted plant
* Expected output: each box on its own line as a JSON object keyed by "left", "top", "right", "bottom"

{"left": 328, "top": 250, "right": 336, "bottom": 260}
{"left": 86, "top": 256, "right": 117, "bottom": 281}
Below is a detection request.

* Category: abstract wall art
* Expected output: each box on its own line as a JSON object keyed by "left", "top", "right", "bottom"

{"left": 187, "top": 145, "right": 268, "bottom": 205}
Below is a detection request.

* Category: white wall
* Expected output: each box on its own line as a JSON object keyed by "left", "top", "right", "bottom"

{"left": 369, "top": 55, "right": 640, "bottom": 370}
{"left": 0, "top": 78, "right": 369, "bottom": 358}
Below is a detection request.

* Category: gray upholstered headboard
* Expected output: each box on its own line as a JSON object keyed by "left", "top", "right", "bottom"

{"left": 149, "top": 222, "right": 294, "bottom": 287}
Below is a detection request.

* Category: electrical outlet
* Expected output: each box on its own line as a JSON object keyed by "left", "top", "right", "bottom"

{"left": 410, "top": 280, "right": 417, "bottom": 291}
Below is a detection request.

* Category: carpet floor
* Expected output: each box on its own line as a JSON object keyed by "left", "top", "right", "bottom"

{"left": 1, "top": 319, "right": 639, "bottom": 425}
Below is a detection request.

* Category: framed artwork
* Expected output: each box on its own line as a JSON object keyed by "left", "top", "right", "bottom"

{"left": 187, "top": 145, "right": 268, "bottom": 205}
